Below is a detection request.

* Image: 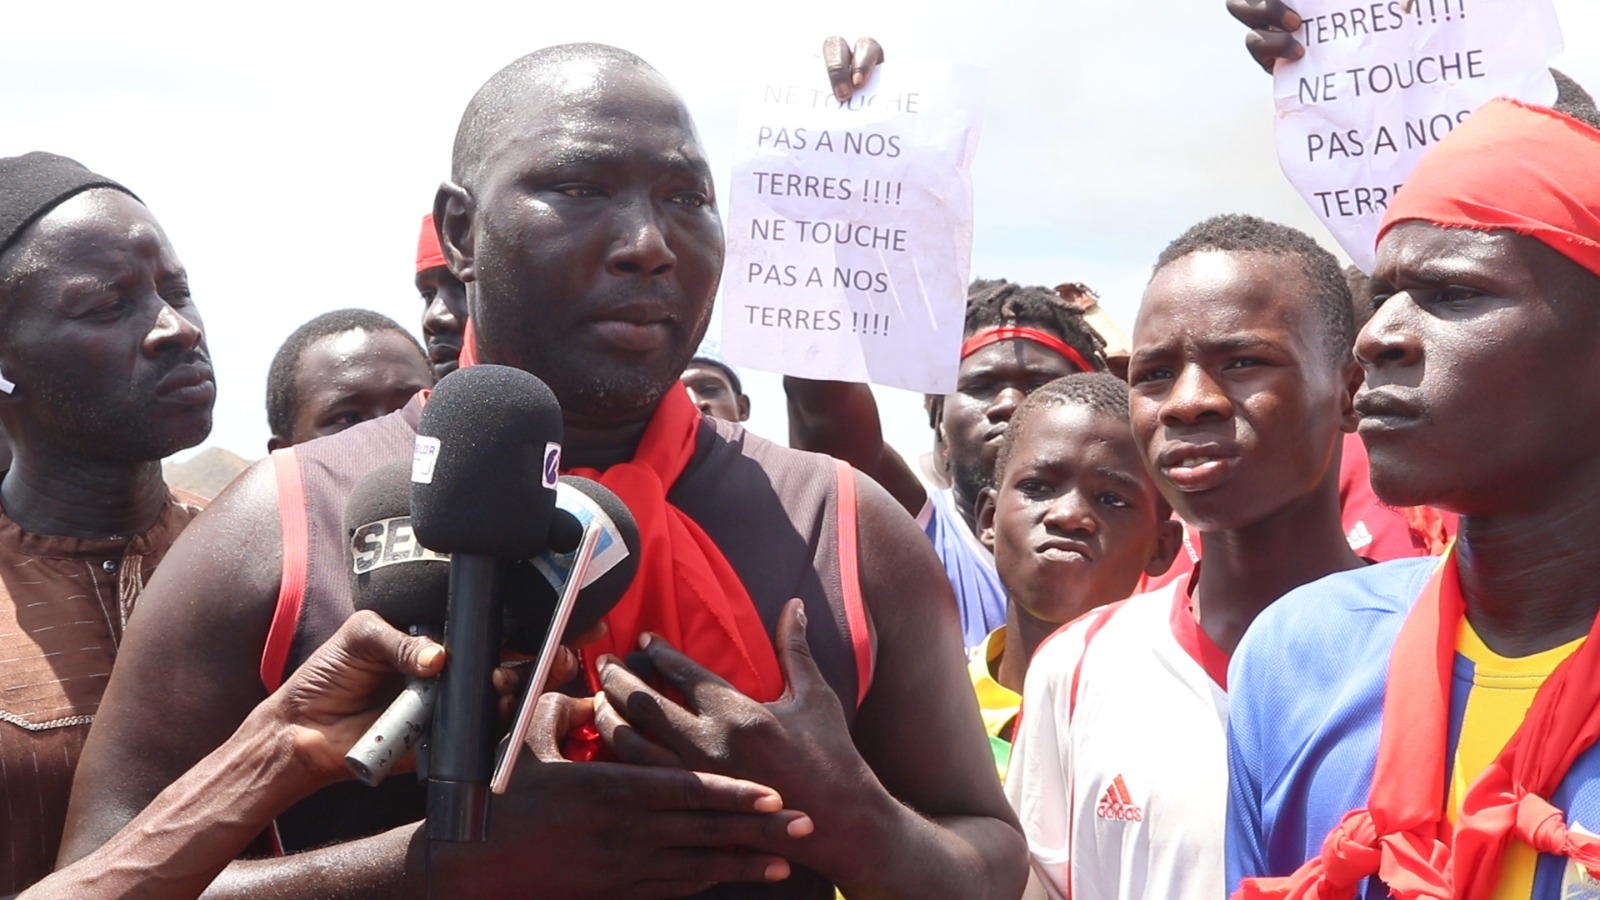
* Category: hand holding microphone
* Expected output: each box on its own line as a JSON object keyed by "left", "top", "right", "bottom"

{"left": 342, "top": 469, "right": 640, "bottom": 790}
{"left": 344, "top": 366, "right": 641, "bottom": 842}
{"left": 342, "top": 461, "right": 450, "bottom": 786}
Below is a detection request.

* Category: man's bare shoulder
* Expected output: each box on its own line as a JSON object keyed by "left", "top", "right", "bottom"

{"left": 156, "top": 456, "right": 284, "bottom": 609}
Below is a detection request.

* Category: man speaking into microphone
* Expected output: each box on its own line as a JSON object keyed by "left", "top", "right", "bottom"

{"left": 59, "top": 41, "right": 1024, "bottom": 899}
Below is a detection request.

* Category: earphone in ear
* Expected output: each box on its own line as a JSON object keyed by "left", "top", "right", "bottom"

{"left": 0, "top": 367, "right": 14, "bottom": 395}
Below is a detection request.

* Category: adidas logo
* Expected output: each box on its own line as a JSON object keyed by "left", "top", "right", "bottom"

{"left": 1346, "top": 520, "right": 1373, "bottom": 551}
{"left": 1095, "top": 774, "right": 1144, "bottom": 822}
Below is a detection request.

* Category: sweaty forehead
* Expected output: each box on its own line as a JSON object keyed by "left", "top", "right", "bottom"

{"left": 1133, "top": 251, "right": 1312, "bottom": 350}
{"left": 296, "top": 329, "right": 427, "bottom": 387}
{"left": 681, "top": 363, "right": 733, "bottom": 386}
{"left": 1006, "top": 403, "right": 1146, "bottom": 482}
{"left": 467, "top": 64, "right": 707, "bottom": 183}
{"left": 1375, "top": 221, "right": 1526, "bottom": 281}
{"left": 1379, "top": 221, "right": 1600, "bottom": 307}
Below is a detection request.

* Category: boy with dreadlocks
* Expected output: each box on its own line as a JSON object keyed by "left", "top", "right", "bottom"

{"left": 969, "top": 372, "right": 1179, "bottom": 778}
{"left": 787, "top": 278, "right": 1107, "bottom": 650}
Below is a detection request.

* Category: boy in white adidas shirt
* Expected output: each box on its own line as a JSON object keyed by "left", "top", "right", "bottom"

{"left": 1005, "top": 214, "right": 1368, "bottom": 899}
{"left": 969, "top": 372, "right": 1180, "bottom": 779}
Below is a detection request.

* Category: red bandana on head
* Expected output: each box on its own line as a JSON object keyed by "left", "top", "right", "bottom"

{"left": 1377, "top": 98, "right": 1600, "bottom": 278}
{"left": 453, "top": 331, "right": 780, "bottom": 702}
{"left": 1236, "top": 546, "right": 1600, "bottom": 900}
{"left": 416, "top": 214, "right": 447, "bottom": 274}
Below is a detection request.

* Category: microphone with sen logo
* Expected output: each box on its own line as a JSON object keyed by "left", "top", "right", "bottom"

{"left": 340, "top": 365, "right": 639, "bottom": 843}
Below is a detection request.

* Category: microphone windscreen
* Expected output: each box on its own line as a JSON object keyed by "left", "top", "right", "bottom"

{"left": 502, "top": 476, "right": 641, "bottom": 653}
{"left": 546, "top": 509, "right": 584, "bottom": 556}
{"left": 410, "top": 365, "right": 563, "bottom": 559}
{"left": 558, "top": 475, "right": 641, "bottom": 592}
{"left": 347, "top": 461, "right": 449, "bottom": 628}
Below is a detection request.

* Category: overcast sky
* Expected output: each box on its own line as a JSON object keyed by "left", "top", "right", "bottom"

{"left": 4, "top": 0, "right": 1596, "bottom": 465}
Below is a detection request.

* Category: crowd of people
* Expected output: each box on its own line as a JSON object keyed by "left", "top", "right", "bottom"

{"left": 1, "top": 6, "right": 1599, "bottom": 899}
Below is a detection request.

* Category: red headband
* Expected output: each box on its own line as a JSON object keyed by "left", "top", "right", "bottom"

{"left": 1378, "top": 99, "right": 1600, "bottom": 277}
{"left": 960, "top": 326, "right": 1094, "bottom": 373}
{"left": 415, "top": 213, "right": 447, "bottom": 274}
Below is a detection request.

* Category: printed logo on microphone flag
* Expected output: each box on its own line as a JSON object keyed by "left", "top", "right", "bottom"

{"left": 411, "top": 436, "right": 441, "bottom": 484}
{"left": 542, "top": 442, "right": 562, "bottom": 489}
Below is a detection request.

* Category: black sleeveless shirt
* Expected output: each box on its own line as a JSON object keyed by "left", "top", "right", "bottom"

{"left": 261, "top": 395, "right": 872, "bottom": 897}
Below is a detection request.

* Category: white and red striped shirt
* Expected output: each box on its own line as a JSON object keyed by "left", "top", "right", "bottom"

{"left": 1005, "top": 571, "right": 1229, "bottom": 900}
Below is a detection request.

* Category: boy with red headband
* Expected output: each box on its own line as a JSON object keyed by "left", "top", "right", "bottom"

{"left": 1227, "top": 96, "right": 1600, "bottom": 900}
{"left": 788, "top": 278, "right": 1107, "bottom": 649}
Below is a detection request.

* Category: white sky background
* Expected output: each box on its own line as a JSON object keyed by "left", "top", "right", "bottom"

{"left": 3, "top": 0, "right": 1596, "bottom": 465}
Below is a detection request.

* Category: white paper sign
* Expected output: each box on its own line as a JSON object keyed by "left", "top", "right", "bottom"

{"left": 720, "top": 58, "right": 987, "bottom": 394}
{"left": 1273, "top": 0, "right": 1562, "bottom": 271}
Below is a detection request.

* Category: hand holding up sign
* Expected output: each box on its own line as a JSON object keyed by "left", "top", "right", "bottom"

{"left": 1264, "top": 0, "right": 1562, "bottom": 270}
{"left": 823, "top": 36, "right": 885, "bottom": 100}
{"left": 1227, "top": 0, "right": 1307, "bottom": 70}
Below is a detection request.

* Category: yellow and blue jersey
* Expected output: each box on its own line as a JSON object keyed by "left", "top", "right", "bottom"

{"left": 1228, "top": 557, "right": 1600, "bottom": 900}
{"left": 967, "top": 626, "right": 1020, "bottom": 781}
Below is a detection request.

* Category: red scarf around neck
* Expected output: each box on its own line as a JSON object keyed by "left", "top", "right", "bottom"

{"left": 455, "top": 320, "right": 781, "bottom": 701}
{"left": 1236, "top": 547, "right": 1600, "bottom": 900}
{"left": 566, "top": 384, "right": 784, "bottom": 702}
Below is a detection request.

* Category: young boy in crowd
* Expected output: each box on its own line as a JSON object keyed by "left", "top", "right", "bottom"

{"left": 971, "top": 372, "right": 1180, "bottom": 777}
{"left": 1006, "top": 214, "right": 1369, "bottom": 899}
{"left": 788, "top": 279, "right": 1108, "bottom": 650}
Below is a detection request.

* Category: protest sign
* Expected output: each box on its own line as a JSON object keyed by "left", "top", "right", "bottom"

{"left": 1273, "top": 0, "right": 1562, "bottom": 271}
{"left": 720, "top": 59, "right": 986, "bottom": 394}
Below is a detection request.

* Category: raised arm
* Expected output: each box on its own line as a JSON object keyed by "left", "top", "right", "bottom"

{"left": 784, "top": 376, "right": 929, "bottom": 516}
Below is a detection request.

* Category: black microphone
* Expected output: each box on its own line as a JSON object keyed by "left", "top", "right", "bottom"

{"left": 502, "top": 475, "right": 641, "bottom": 655}
{"left": 344, "top": 461, "right": 450, "bottom": 786}
{"left": 411, "top": 365, "right": 562, "bottom": 842}
{"left": 343, "top": 469, "right": 641, "bottom": 787}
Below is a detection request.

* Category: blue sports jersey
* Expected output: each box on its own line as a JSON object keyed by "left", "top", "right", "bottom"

{"left": 922, "top": 487, "right": 1008, "bottom": 651}
{"left": 1226, "top": 557, "right": 1600, "bottom": 899}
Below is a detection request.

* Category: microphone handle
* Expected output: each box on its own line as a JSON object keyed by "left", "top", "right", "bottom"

{"left": 491, "top": 520, "right": 602, "bottom": 794}
{"left": 344, "top": 623, "right": 442, "bottom": 787}
{"left": 427, "top": 554, "right": 503, "bottom": 842}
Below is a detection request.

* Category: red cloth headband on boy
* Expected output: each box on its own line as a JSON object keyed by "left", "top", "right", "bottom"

{"left": 1378, "top": 98, "right": 1600, "bottom": 278}
{"left": 415, "top": 213, "right": 447, "bottom": 274}
{"left": 960, "top": 326, "right": 1094, "bottom": 373}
